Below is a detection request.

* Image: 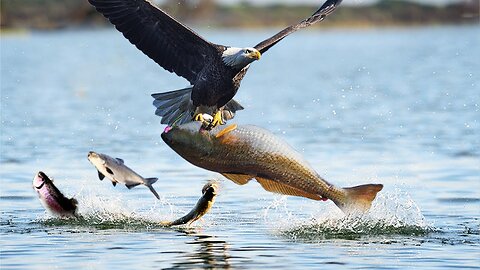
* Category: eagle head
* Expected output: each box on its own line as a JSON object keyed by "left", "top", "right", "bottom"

{"left": 222, "top": 47, "right": 261, "bottom": 69}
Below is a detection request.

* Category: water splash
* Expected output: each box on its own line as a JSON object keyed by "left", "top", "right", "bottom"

{"left": 35, "top": 186, "right": 179, "bottom": 231}
{"left": 265, "top": 190, "right": 435, "bottom": 241}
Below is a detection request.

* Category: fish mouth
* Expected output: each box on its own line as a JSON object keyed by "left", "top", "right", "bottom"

{"left": 203, "top": 185, "right": 217, "bottom": 196}
{"left": 34, "top": 171, "right": 47, "bottom": 189}
{"left": 206, "top": 187, "right": 215, "bottom": 194}
{"left": 34, "top": 181, "right": 45, "bottom": 189}
{"left": 163, "top": 126, "right": 173, "bottom": 133}
{"left": 87, "top": 151, "right": 97, "bottom": 159}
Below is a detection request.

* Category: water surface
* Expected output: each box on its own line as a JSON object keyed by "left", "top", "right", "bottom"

{"left": 1, "top": 26, "right": 479, "bottom": 269}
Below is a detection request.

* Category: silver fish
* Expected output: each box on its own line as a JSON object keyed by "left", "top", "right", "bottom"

{"left": 161, "top": 122, "right": 383, "bottom": 213}
{"left": 161, "top": 181, "right": 218, "bottom": 227}
{"left": 33, "top": 171, "right": 78, "bottom": 218}
{"left": 87, "top": 151, "right": 160, "bottom": 199}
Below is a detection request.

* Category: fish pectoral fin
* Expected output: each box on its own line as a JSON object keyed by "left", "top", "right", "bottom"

{"left": 215, "top": 124, "right": 237, "bottom": 138}
{"left": 125, "top": 183, "right": 141, "bottom": 189}
{"left": 97, "top": 170, "right": 105, "bottom": 180}
{"left": 106, "top": 167, "right": 114, "bottom": 175}
{"left": 255, "top": 177, "right": 324, "bottom": 201}
{"left": 115, "top": 158, "right": 124, "bottom": 164}
{"left": 112, "top": 181, "right": 117, "bottom": 187}
{"left": 221, "top": 173, "right": 253, "bottom": 185}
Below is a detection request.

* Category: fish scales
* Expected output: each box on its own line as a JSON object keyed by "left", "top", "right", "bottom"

{"left": 207, "top": 125, "right": 340, "bottom": 198}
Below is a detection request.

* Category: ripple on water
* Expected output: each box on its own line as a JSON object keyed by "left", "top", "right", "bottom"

{"left": 437, "top": 197, "right": 480, "bottom": 204}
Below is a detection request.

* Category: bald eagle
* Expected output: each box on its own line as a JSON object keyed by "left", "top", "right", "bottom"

{"left": 88, "top": 0, "right": 342, "bottom": 128}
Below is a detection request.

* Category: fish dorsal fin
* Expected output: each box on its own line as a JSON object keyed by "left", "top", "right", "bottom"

{"left": 116, "top": 158, "right": 124, "bottom": 164}
{"left": 97, "top": 170, "right": 105, "bottom": 180}
{"left": 125, "top": 183, "right": 141, "bottom": 189}
{"left": 106, "top": 167, "right": 114, "bottom": 175}
{"left": 215, "top": 124, "right": 237, "bottom": 138}
{"left": 255, "top": 177, "right": 324, "bottom": 201}
{"left": 221, "top": 173, "right": 253, "bottom": 185}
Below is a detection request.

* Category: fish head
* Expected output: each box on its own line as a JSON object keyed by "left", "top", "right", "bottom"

{"left": 161, "top": 122, "right": 215, "bottom": 160}
{"left": 202, "top": 181, "right": 219, "bottom": 196}
{"left": 201, "top": 180, "right": 219, "bottom": 202}
{"left": 33, "top": 171, "right": 51, "bottom": 190}
{"left": 87, "top": 151, "right": 107, "bottom": 167}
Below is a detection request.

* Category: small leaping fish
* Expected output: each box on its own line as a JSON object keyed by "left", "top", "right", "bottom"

{"left": 161, "top": 181, "right": 219, "bottom": 227}
{"left": 87, "top": 151, "right": 160, "bottom": 199}
{"left": 33, "top": 171, "right": 78, "bottom": 218}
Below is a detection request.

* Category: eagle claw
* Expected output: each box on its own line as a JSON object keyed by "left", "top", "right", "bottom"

{"left": 194, "top": 112, "right": 224, "bottom": 130}
{"left": 194, "top": 113, "right": 205, "bottom": 122}
{"left": 194, "top": 113, "right": 214, "bottom": 129}
{"left": 211, "top": 111, "right": 224, "bottom": 126}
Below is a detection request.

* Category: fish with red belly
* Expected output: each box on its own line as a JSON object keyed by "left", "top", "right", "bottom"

{"left": 33, "top": 171, "right": 78, "bottom": 218}
{"left": 161, "top": 122, "right": 383, "bottom": 214}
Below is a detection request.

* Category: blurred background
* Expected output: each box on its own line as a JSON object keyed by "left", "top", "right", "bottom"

{"left": 1, "top": 0, "right": 479, "bottom": 30}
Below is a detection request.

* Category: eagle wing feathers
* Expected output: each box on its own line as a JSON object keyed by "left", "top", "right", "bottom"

{"left": 254, "top": 0, "right": 342, "bottom": 54}
{"left": 89, "top": 0, "right": 222, "bottom": 84}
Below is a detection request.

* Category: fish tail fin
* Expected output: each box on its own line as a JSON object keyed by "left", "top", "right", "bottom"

{"left": 221, "top": 99, "right": 244, "bottom": 121}
{"left": 144, "top": 177, "right": 160, "bottom": 200}
{"left": 333, "top": 184, "right": 383, "bottom": 214}
{"left": 152, "top": 87, "right": 195, "bottom": 126}
{"left": 70, "top": 198, "right": 78, "bottom": 208}
{"left": 144, "top": 177, "right": 158, "bottom": 185}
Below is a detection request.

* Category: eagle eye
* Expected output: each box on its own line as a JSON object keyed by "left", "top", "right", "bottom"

{"left": 245, "top": 49, "right": 252, "bottom": 53}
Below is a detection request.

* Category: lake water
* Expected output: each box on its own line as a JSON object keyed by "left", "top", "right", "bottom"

{"left": 1, "top": 25, "right": 479, "bottom": 269}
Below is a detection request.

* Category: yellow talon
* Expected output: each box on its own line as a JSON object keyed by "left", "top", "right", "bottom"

{"left": 209, "top": 111, "right": 224, "bottom": 129}
{"left": 194, "top": 111, "right": 224, "bottom": 130}
{"left": 194, "top": 113, "right": 204, "bottom": 122}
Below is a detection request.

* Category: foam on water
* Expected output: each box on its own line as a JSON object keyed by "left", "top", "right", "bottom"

{"left": 264, "top": 190, "right": 435, "bottom": 241}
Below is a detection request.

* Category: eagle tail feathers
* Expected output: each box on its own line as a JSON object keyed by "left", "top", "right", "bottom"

{"left": 152, "top": 87, "right": 195, "bottom": 126}
{"left": 152, "top": 87, "right": 244, "bottom": 126}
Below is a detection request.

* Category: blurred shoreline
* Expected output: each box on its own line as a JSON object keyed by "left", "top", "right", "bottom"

{"left": 1, "top": 0, "right": 479, "bottom": 31}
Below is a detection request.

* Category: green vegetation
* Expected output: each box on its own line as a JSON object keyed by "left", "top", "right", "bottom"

{"left": 1, "top": 0, "right": 478, "bottom": 30}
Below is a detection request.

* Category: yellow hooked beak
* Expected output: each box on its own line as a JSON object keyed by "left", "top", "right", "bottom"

{"left": 249, "top": 50, "right": 261, "bottom": 60}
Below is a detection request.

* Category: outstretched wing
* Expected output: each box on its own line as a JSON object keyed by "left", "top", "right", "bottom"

{"left": 254, "top": 0, "right": 342, "bottom": 54}
{"left": 89, "top": 0, "right": 222, "bottom": 84}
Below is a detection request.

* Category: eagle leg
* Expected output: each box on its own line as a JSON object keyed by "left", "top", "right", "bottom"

{"left": 207, "top": 110, "right": 225, "bottom": 129}
{"left": 194, "top": 113, "right": 215, "bottom": 129}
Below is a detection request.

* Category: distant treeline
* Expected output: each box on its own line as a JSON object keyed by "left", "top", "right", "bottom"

{"left": 1, "top": 0, "right": 478, "bottom": 30}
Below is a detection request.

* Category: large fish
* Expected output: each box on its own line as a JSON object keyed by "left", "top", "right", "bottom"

{"left": 161, "top": 122, "right": 383, "bottom": 213}
{"left": 161, "top": 181, "right": 218, "bottom": 227}
{"left": 87, "top": 151, "right": 160, "bottom": 200}
{"left": 33, "top": 171, "right": 78, "bottom": 218}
